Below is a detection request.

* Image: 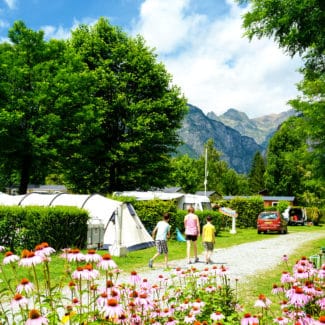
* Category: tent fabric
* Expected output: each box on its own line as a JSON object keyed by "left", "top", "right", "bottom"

{"left": 0, "top": 192, "right": 154, "bottom": 255}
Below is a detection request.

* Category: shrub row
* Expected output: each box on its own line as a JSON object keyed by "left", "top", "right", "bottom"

{"left": 0, "top": 206, "right": 89, "bottom": 252}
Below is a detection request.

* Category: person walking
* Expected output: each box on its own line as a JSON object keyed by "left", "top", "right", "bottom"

{"left": 184, "top": 207, "right": 200, "bottom": 264}
{"left": 202, "top": 215, "right": 216, "bottom": 264}
{"left": 149, "top": 213, "right": 171, "bottom": 269}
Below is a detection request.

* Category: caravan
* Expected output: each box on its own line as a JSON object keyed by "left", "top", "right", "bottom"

{"left": 114, "top": 191, "right": 211, "bottom": 211}
{"left": 0, "top": 192, "right": 154, "bottom": 256}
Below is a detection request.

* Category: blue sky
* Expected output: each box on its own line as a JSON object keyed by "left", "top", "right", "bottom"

{"left": 0, "top": 0, "right": 303, "bottom": 118}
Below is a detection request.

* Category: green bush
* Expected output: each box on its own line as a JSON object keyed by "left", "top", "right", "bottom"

{"left": 0, "top": 206, "right": 88, "bottom": 251}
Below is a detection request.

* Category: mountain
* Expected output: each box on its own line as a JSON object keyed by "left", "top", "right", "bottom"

{"left": 178, "top": 105, "right": 263, "bottom": 174}
{"left": 207, "top": 108, "right": 295, "bottom": 146}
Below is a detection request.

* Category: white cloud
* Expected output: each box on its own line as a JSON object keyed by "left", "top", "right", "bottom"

{"left": 4, "top": 0, "right": 17, "bottom": 9}
{"left": 132, "top": 0, "right": 303, "bottom": 118}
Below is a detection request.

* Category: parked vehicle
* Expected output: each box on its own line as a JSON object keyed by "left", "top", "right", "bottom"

{"left": 282, "top": 206, "right": 307, "bottom": 226}
{"left": 257, "top": 211, "right": 288, "bottom": 234}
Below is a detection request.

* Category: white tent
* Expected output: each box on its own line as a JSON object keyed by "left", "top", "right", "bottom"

{"left": 0, "top": 192, "right": 154, "bottom": 256}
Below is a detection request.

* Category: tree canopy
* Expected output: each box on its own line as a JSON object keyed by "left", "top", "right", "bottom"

{"left": 0, "top": 19, "right": 188, "bottom": 194}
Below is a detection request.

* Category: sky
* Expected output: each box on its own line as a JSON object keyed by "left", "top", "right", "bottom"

{"left": 0, "top": 0, "right": 303, "bottom": 118}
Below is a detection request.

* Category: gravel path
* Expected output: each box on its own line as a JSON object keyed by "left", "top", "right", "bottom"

{"left": 118, "top": 231, "right": 325, "bottom": 285}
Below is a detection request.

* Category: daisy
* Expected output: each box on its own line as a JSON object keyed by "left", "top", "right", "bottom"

{"left": 11, "top": 293, "right": 28, "bottom": 309}
{"left": 25, "top": 309, "right": 48, "bottom": 325}
{"left": 19, "top": 250, "right": 43, "bottom": 267}
{"left": 3, "top": 251, "right": 20, "bottom": 264}
{"left": 16, "top": 278, "right": 34, "bottom": 294}
{"left": 97, "top": 253, "right": 117, "bottom": 270}
{"left": 101, "top": 298, "right": 125, "bottom": 319}
{"left": 84, "top": 249, "right": 102, "bottom": 263}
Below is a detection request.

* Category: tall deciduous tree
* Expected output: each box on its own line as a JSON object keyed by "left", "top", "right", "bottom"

{"left": 63, "top": 18, "right": 187, "bottom": 192}
{"left": 0, "top": 21, "right": 69, "bottom": 193}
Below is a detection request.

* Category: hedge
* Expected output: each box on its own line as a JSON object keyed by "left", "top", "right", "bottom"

{"left": 0, "top": 206, "right": 89, "bottom": 252}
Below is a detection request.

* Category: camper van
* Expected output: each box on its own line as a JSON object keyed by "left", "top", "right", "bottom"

{"left": 282, "top": 206, "right": 307, "bottom": 226}
{"left": 113, "top": 191, "right": 212, "bottom": 211}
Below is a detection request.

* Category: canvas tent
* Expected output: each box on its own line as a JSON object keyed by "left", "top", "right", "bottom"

{"left": 0, "top": 192, "right": 154, "bottom": 256}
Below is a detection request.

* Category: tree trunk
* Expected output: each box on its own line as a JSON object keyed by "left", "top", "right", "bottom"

{"left": 19, "top": 156, "right": 31, "bottom": 194}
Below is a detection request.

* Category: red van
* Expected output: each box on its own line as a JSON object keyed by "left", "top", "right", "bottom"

{"left": 257, "top": 211, "right": 288, "bottom": 234}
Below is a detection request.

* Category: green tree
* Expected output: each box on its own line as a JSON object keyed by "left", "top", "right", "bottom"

{"left": 248, "top": 151, "right": 266, "bottom": 194}
{"left": 264, "top": 117, "right": 308, "bottom": 196}
{"left": 0, "top": 21, "right": 70, "bottom": 193}
{"left": 63, "top": 18, "right": 188, "bottom": 192}
{"left": 169, "top": 155, "right": 201, "bottom": 193}
{"left": 239, "top": 0, "right": 325, "bottom": 201}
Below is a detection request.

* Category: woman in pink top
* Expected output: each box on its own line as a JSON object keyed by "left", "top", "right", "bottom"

{"left": 184, "top": 206, "right": 200, "bottom": 264}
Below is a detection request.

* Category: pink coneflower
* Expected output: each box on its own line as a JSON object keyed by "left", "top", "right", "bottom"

{"left": 280, "top": 271, "right": 294, "bottom": 283}
{"left": 129, "top": 271, "right": 141, "bottom": 284}
{"left": 66, "top": 248, "right": 85, "bottom": 262}
{"left": 135, "top": 292, "right": 153, "bottom": 310}
{"left": 289, "top": 287, "right": 311, "bottom": 308}
{"left": 190, "top": 305, "right": 201, "bottom": 316}
{"left": 34, "top": 242, "right": 55, "bottom": 257}
{"left": 177, "top": 298, "right": 191, "bottom": 311}
{"left": 241, "top": 313, "right": 258, "bottom": 325}
{"left": 72, "top": 297, "right": 80, "bottom": 306}
{"left": 317, "top": 297, "right": 325, "bottom": 310}
{"left": 11, "top": 293, "right": 28, "bottom": 309}
{"left": 271, "top": 284, "right": 284, "bottom": 294}
{"left": 0, "top": 245, "right": 5, "bottom": 252}
{"left": 3, "top": 251, "right": 20, "bottom": 264}
{"left": 97, "top": 292, "right": 109, "bottom": 307}
{"left": 192, "top": 298, "right": 205, "bottom": 308}
{"left": 282, "top": 255, "right": 288, "bottom": 262}
{"left": 184, "top": 313, "right": 196, "bottom": 323}
{"left": 84, "top": 249, "right": 102, "bottom": 263}
{"left": 273, "top": 316, "right": 289, "bottom": 324}
{"left": 294, "top": 267, "right": 312, "bottom": 279}
{"left": 101, "top": 298, "right": 125, "bottom": 319}
{"left": 16, "top": 278, "right": 34, "bottom": 294}
{"left": 71, "top": 264, "right": 99, "bottom": 280}
{"left": 318, "top": 265, "right": 325, "bottom": 279}
{"left": 19, "top": 250, "right": 43, "bottom": 267}
{"left": 97, "top": 253, "right": 117, "bottom": 270}
{"left": 25, "top": 309, "right": 48, "bottom": 325}
{"left": 211, "top": 311, "right": 225, "bottom": 321}
{"left": 161, "top": 307, "right": 173, "bottom": 317}
{"left": 115, "top": 313, "right": 128, "bottom": 324}
{"left": 140, "top": 278, "right": 152, "bottom": 290}
{"left": 254, "top": 294, "right": 272, "bottom": 308}
{"left": 129, "top": 313, "right": 141, "bottom": 324}
{"left": 205, "top": 285, "right": 216, "bottom": 293}
{"left": 165, "top": 316, "right": 178, "bottom": 325}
